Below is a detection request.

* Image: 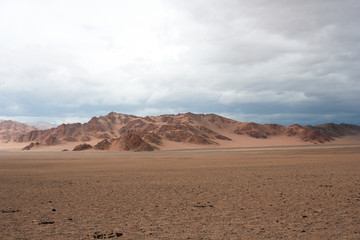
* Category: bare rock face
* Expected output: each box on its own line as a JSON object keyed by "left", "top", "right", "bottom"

{"left": 94, "top": 133, "right": 156, "bottom": 151}
{"left": 234, "top": 122, "right": 284, "bottom": 139}
{"left": 286, "top": 124, "right": 303, "bottom": 137}
{"left": 48, "top": 123, "right": 82, "bottom": 141}
{"left": 142, "top": 132, "right": 162, "bottom": 145}
{"left": 315, "top": 123, "right": 360, "bottom": 137}
{"left": 45, "top": 136, "right": 58, "bottom": 145}
{"left": 299, "top": 127, "right": 334, "bottom": 143}
{"left": 93, "top": 139, "right": 112, "bottom": 150}
{"left": 286, "top": 125, "right": 334, "bottom": 143}
{"left": 73, "top": 143, "right": 93, "bottom": 151}
{"left": 117, "top": 133, "right": 156, "bottom": 151}
{"left": 198, "top": 126, "right": 231, "bottom": 141}
{"left": 205, "top": 113, "right": 237, "bottom": 129}
{"left": 83, "top": 117, "right": 106, "bottom": 132}
{"left": 164, "top": 130, "right": 193, "bottom": 142}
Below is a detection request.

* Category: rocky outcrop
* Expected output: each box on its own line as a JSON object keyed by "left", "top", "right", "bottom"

{"left": 114, "top": 133, "right": 156, "bottom": 151}
{"left": 94, "top": 134, "right": 156, "bottom": 152}
{"left": 22, "top": 142, "right": 40, "bottom": 150}
{"left": 73, "top": 143, "right": 93, "bottom": 151}
{"left": 93, "top": 139, "right": 112, "bottom": 150}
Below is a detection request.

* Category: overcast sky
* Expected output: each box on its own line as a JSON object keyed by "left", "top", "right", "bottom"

{"left": 0, "top": 0, "right": 359, "bottom": 125}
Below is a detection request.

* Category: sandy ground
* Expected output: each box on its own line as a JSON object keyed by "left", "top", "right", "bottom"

{"left": 2, "top": 135, "right": 360, "bottom": 152}
{"left": 0, "top": 145, "right": 359, "bottom": 239}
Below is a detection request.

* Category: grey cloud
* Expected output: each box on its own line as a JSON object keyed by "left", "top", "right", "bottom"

{"left": 0, "top": 0, "right": 359, "bottom": 125}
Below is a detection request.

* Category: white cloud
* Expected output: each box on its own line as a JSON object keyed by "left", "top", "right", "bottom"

{"left": 218, "top": 90, "right": 313, "bottom": 105}
{"left": 0, "top": 0, "right": 359, "bottom": 125}
{"left": 0, "top": 115, "right": 90, "bottom": 125}
{"left": 55, "top": 117, "right": 91, "bottom": 125}
{"left": 133, "top": 107, "right": 183, "bottom": 117}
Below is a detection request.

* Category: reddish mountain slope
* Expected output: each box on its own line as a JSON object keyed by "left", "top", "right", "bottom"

{"left": 94, "top": 133, "right": 157, "bottom": 151}
{"left": 315, "top": 123, "right": 360, "bottom": 137}
{"left": 12, "top": 112, "right": 360, "bottom": 151}
{"left": 0, "top": 120, "right": 38, "bottom": 142}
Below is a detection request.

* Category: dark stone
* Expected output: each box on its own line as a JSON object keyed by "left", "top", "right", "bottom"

{"left": 39, "top": 221, "right": 55, "bottom": 225}
{"left": 1, "top": 209, "right": 19, "bottom": 213}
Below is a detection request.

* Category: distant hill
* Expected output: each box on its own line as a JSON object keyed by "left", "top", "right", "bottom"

{"left": 0, "top": 120, "right": 38, "bottom": 142}
{"left": 11, "top": 112, "right": 360, "bottom": 151}
{"left": 26, "top": 121, "right": 57, "bottom": 130}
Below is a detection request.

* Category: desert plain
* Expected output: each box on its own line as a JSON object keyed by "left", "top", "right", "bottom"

{"left": 0, "top": 143, "right": 359, "bottom": 239}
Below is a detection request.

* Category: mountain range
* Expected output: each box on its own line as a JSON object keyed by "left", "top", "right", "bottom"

{"left": 1, "top": 112, "right": 360, "bottom": 151}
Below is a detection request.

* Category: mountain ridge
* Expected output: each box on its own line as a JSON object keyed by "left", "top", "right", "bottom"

{"left": 4, "top": 112, "right": 359, "bottom": 151}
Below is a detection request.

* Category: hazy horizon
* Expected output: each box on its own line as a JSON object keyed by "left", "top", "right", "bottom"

{"left": 1, "top": 0, "right": 359, "bottom": 126}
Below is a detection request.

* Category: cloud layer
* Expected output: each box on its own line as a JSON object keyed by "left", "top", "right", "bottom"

{"left": 0, "top": 0, "right": 359, "bottom": 125}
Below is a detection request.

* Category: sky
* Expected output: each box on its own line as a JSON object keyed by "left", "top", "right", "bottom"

{"left": 0, "top": 0, "right": 359, "bottom": 126}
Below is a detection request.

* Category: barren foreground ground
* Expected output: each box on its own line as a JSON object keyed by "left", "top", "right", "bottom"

{"left": 0, "top": 145, "right": 359, "bottom": 239}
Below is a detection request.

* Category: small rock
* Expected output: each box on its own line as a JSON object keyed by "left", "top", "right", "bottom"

{"left": 39, "top": 221, "right": 55, "bottom": 225}
{"left": 73, "top": 143, "right": 93, "bottom": 151}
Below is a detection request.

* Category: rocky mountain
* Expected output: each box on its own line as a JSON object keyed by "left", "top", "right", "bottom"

{"left": 0, "top": 120, "right": 38, "bottom": 142}
{"left": 11, "top": 112, "right": 360, "bottom": 151}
